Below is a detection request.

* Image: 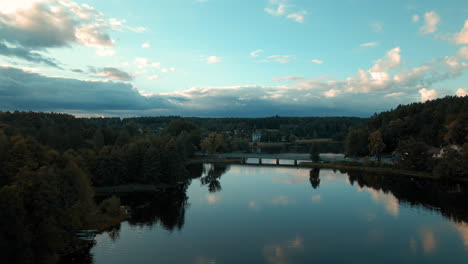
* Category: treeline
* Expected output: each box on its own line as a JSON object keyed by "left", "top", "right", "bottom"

{"left": 344, "top": 96, "right": 468, "bottom": 179}
{"left": 0, "top": 112, "right": 201, "bottom": 263}
{"left": 126, "top": 116, "right": 366, "bottom": 141}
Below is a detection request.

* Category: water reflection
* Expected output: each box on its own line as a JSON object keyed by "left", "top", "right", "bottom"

{"left": 81, "top": 165, "right": 468, "bottom": 263}
{"left": 200, "top": 163, "right": 230, "bottom": 193}
{"left": 309, "top": 168, "right": 320, "bottom": 189}
{"left": 263, "top": 235, "right": 304, "bottom": 264}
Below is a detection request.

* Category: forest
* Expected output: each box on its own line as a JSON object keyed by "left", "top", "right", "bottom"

{"left": 344, "top": 96, "right": 468, "bottom": 179}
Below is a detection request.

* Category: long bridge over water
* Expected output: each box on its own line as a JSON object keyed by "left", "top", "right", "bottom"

{"left": 215, "top": 153, "right": 347, "bottom": 166}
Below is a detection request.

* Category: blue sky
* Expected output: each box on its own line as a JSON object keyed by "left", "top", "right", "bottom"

{"left": 0, "top": 0, "right": 467, "bottom": 117}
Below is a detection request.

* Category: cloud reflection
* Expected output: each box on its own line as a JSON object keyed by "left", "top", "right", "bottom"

{"left": 206, "top": 194, "right": 221, "bottom": 204}
{"left": 311, "top": 194, "right": 321, "bottom": 203}
{"left": 271, "top": 195, "right": 294, "bottom": 206}
{"left": 263, "top": 235, "right": 304, "bottom": 264}
{"left": 420, "top": 229, "right": 437, "bottom": 254}
{"left": 367, "top": 188, "right": 399, "bottom": 217}
{"left": 453, "top": 221, "right": 468, "bottom": 246}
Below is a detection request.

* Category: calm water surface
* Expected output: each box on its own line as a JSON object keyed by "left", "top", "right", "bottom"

{"left": 90, "top": 164, "right": 468, "bottom": 263}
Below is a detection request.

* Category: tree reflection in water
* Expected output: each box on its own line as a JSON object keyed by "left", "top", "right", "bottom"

{"left": 200, "top": 163, "right": 230, "bottom": 193}
{"left": 346, "top": 170, "right": 468, "bottom": 223}
{"left": 309, "top": 168, "right": 321, "bottom": 189}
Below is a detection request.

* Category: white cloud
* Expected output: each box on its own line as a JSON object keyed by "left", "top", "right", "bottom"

{"left": 264, "top": 3, "right": 287, "bottom": 16}
{"left": 454, "top": 20, "right": 468, "bottom": 45}
{"left": 141, "top": 42, "right": 151, "bottom": 48}
{"left": 148, "top": 75, "right": 159, "bottom": 81}
{"left": 419, "top": 88, "right": 438, "bottom": 102}
{"left": 287, "top": 11, "right": 307, "bottom": 23}
{"left": 324, "top": 89, "right": 339, "bottom": 98}
{"left": 458, "top": 47, "right": 468, "bottom": 59}
{"left": 370, "top": 21, "right": 383, "bottom": 32}
{"left": 135, "top": 58, "right": 161, "bottom": 68}
{"left": 360, "top": 42, "right": 379, "bottom": 47}
{"left": 370, "top": 47, "right": 401, "bottom": 72}
{"left": 266, "top": 55, "right": 293, "bottom": 64}
{"left": 311, "top": 59, "right": 324, "bottom": 64}
{"left": 250, "top": 49, "right": 263, "bottom": 57}
{"left": 456, "top": 88, "right": 468, "bottom": 97}
{"left": 264, "top": 0, "right": 306, "bottom": 23}
{"left": 0, "top": 0, "right": 144, "bottom": 66}
{"left": 206, "top": 56, "right": 222, "bottom": 64}
{"left": 273, "top": 76, "right": 304, "bottom": 82}
{"left": 412, "top": 14, "right": 420, "bottom": 23}
{"left": 420, "top": 11, "right": 440, "bottom": 34}
{"left": 384, "top": 92, "right": 405, "bottom": 97}
{"left": 161, "top": 67, "right": 176, "bottom": 73}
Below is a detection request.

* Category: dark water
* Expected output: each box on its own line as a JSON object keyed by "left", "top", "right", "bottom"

{"left": 88, "top": 164, "right": 468, "bottom": 263}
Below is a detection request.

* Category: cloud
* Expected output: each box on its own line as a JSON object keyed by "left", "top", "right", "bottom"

{"left": 266, "top": 55, "right": 293, "bottom": 64}
{"left": 370, "top": 21, "right": 383, "bottom": 32}
{"left": 454, "top": 20, "right": 468, "bottom": 45}
{"left": 0, "top": 0, "right": 143, "bottom": 67}
{"left": 419, "top": 88, "right": 438, "bottom": 102}
{"left": 287, "top": 11, "right": 307, "bottom": 23}
{"left": 141, "top": 42, "right": 151, "bottom": 49}
{"left": 148, "top": 75, "right": 159, "bottom": 81}
{"left": 412, "top": 14, "right": 420, "bottom": 23}
{"left": 1, "top": 47, "right": 466, "bottom": 117}
{"left": 206, "top": 56, "right": 222, "bottom": 64}
{"left": 384, "top": 92, "right": 405, "bottom": 97}
{"left": 161, "top": 67, "right": 176, "bottom": 73}
{"left": 264, "top": 3, "right": 287, "bottom": 16}
{"left": 360, "top": 42, "right": 379, "bottom": 47}
{"left": 456, "top": 88, "right": 468, "bottom": 97}
{"left": 0, "top": 42, "right": 61, "bottom": 68}
{"left": 134, "top": 58, "right": 161, "bottom": 69}
{"left": 421, "top": 11, "right": 441, "bottom": 34}
{"left": 0, "top": 66, "right": 151, "bottom": 111}
{"left": 250, "top": 49, "right": 263, "bottom": 58}
{"left": 0, "top": 0, "right": 115, "bottom": 49}
{"left": 92, "top": 67, "right": 133, "bottom": 81}
{"left": 264, "top": 0, "right": 306, "bottom": 23}
{"left": 457, "top": 46, "right": 468, "bottom": 59}
{"left": 273, "top": 76, "right": 304, "bottom": 82}
{"left": 370, "top": 47, "right": 401, "bottom": 72}
{"left": 324, "top": 89, "right": 339, "bottom": 98}
{"left": 311, "top": 59, "right": 324, "bottom": 64}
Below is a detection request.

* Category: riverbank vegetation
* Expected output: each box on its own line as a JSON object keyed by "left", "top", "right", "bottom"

{"left": 344, "top": 96, "right": 468, "bottom": 180}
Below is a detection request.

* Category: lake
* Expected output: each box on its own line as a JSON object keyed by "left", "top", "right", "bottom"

{"left": 86, "top": 164, "right": 468, "bottom": 263}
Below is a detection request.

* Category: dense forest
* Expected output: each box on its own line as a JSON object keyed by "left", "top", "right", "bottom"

{"left": 0, "top": 112, "right": 201, "bottom": 263}
{"left": 344, "top": 96, "right": 468, "bottom": 179}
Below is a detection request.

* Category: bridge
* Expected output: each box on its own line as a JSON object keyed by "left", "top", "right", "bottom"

{"left": 215, "top": 153, "right": 347, "bottom": 166}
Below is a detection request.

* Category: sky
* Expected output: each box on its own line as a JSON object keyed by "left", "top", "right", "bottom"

{"left": 0, "top": 0, "right": 468, "bottom": 117}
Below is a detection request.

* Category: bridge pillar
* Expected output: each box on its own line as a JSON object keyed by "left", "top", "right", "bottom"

{"left": 241, "top": 158, "right": 245, "bottom": 164}
{"left": 276, "top": 159, "right": 279, "bottom": 165}
{"left": 294, "top": 160, "right": 298, "bottom": 166}
{"left": 259, "top": 158, "right": 262, "bottom": 164}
